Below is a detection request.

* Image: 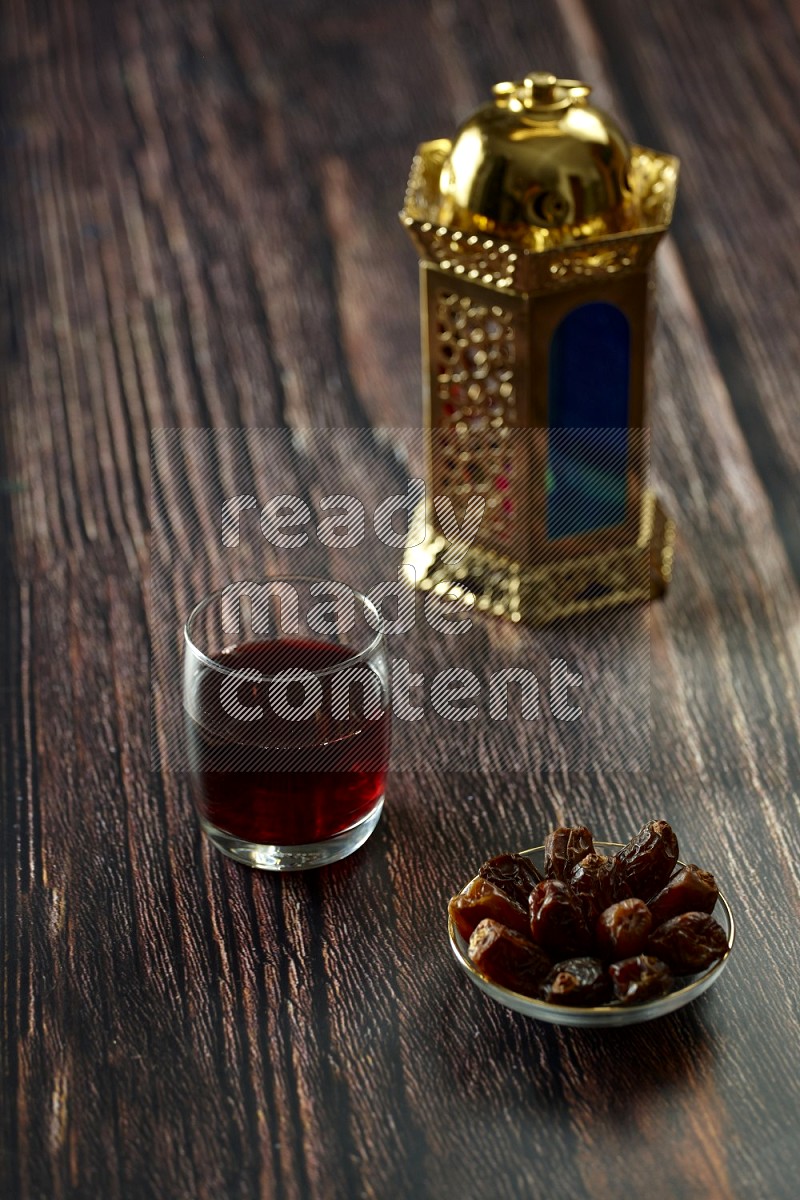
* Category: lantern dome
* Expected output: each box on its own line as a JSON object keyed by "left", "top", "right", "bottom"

{"left": 437, "top": 73, "right": 636, "bottom": 249}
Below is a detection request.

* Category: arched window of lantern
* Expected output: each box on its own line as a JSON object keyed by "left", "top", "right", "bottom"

{"left": 546, "top": 301, "right": 631, "bottom": 541}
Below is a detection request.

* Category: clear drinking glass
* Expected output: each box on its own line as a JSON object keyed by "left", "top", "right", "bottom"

{"left": 183, "top": 577, "right": 391, "bottom": 870}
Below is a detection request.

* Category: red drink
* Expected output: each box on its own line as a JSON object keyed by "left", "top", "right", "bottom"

{"left": 186, "top": 639, "right": 391, "bottom": 846}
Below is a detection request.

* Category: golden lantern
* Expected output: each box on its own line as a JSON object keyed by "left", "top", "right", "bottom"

{"left": 401, "top": 73, "right": 678, "bottom": 624}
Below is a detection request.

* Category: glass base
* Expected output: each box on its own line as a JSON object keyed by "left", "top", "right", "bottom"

{"left": 200, "top": 798, "right": 384, "bottom": 871}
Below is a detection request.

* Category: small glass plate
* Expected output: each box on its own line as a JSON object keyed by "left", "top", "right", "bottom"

{"left": 448, "top": 842, "right": 735, "bottom": 1028}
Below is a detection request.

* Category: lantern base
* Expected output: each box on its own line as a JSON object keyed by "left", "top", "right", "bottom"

{"left": 405, "top": 490, "right": 675, "bottom": 626}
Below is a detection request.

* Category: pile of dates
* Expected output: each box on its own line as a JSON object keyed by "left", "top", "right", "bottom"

{"left": 449, "top": 821, "right": 729, "bottom": 1006}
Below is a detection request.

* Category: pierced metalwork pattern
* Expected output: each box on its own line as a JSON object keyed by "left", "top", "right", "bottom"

{"left": 630, "top": 147, "right": 679, "bottom": 226}
{"left": 405, "top": 219, "right": 518, "bottom": 289}
{"left": 404, "top": 141, "right": 450, "bottom": 222}
{"left": 432, "top": 289, "right": 518, "bottom": 549}
{"left": 533, "top": 236, "right": 653, "bottom": 290}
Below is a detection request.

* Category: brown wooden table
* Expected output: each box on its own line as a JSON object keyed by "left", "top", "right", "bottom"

{"left": 3, "top": 1, "right": 800, "bottom": 1197}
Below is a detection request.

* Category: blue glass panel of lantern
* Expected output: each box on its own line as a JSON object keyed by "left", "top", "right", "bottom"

{"left": 546, "top": 301, "right": 631, "bottom": 540}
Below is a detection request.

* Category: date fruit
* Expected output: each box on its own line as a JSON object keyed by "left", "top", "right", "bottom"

{"left": 569, "top": 853, "right": 630, "bottom": 924}
{"left": 648, "top": 864, "right": 718, "bottom": 926}
{"left": 540, "top": 957, "right": 611, "bottom": 1007}
{"left": 616, "top": 820, "right": 679, "bottom": 899}
{"left": 646, "top": 911, "right": 728, "bottom": 973}
{"left": 529, "top": 880, "right": 592, "bottom": 956}
{"left": 478, "top": 852, "right": 543, "bottom": 908}
{"left": 595, "top": 898, "right": 653, "bottom": 960}
{"left": 609, "top": 955, "right": 673, "bottom": 1004}
{"left": 449, "top": 877, "right": 531, "bottom": 941}
{"left": 468, "top": 919, "right": 552, "bottom": 996}
{"left": 544, "top": 825, "right": 594, "bottom": 882}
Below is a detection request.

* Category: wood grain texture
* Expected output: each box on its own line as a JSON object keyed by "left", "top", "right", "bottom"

{"left": 2, "top": 1, "right": 800, "bottom": 1198}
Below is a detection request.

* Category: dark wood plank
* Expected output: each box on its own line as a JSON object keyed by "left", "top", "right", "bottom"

{"left": 2, "top": 1, "right": 800, "bottom": 1199}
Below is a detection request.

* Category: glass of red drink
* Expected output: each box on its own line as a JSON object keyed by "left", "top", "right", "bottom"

{"left": 183, "top": 577, "right": 391, "bottom": 870}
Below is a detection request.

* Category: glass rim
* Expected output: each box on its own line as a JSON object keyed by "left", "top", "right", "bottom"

{"left": 183, "top": 575, "right": 386, "bottom": 682}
